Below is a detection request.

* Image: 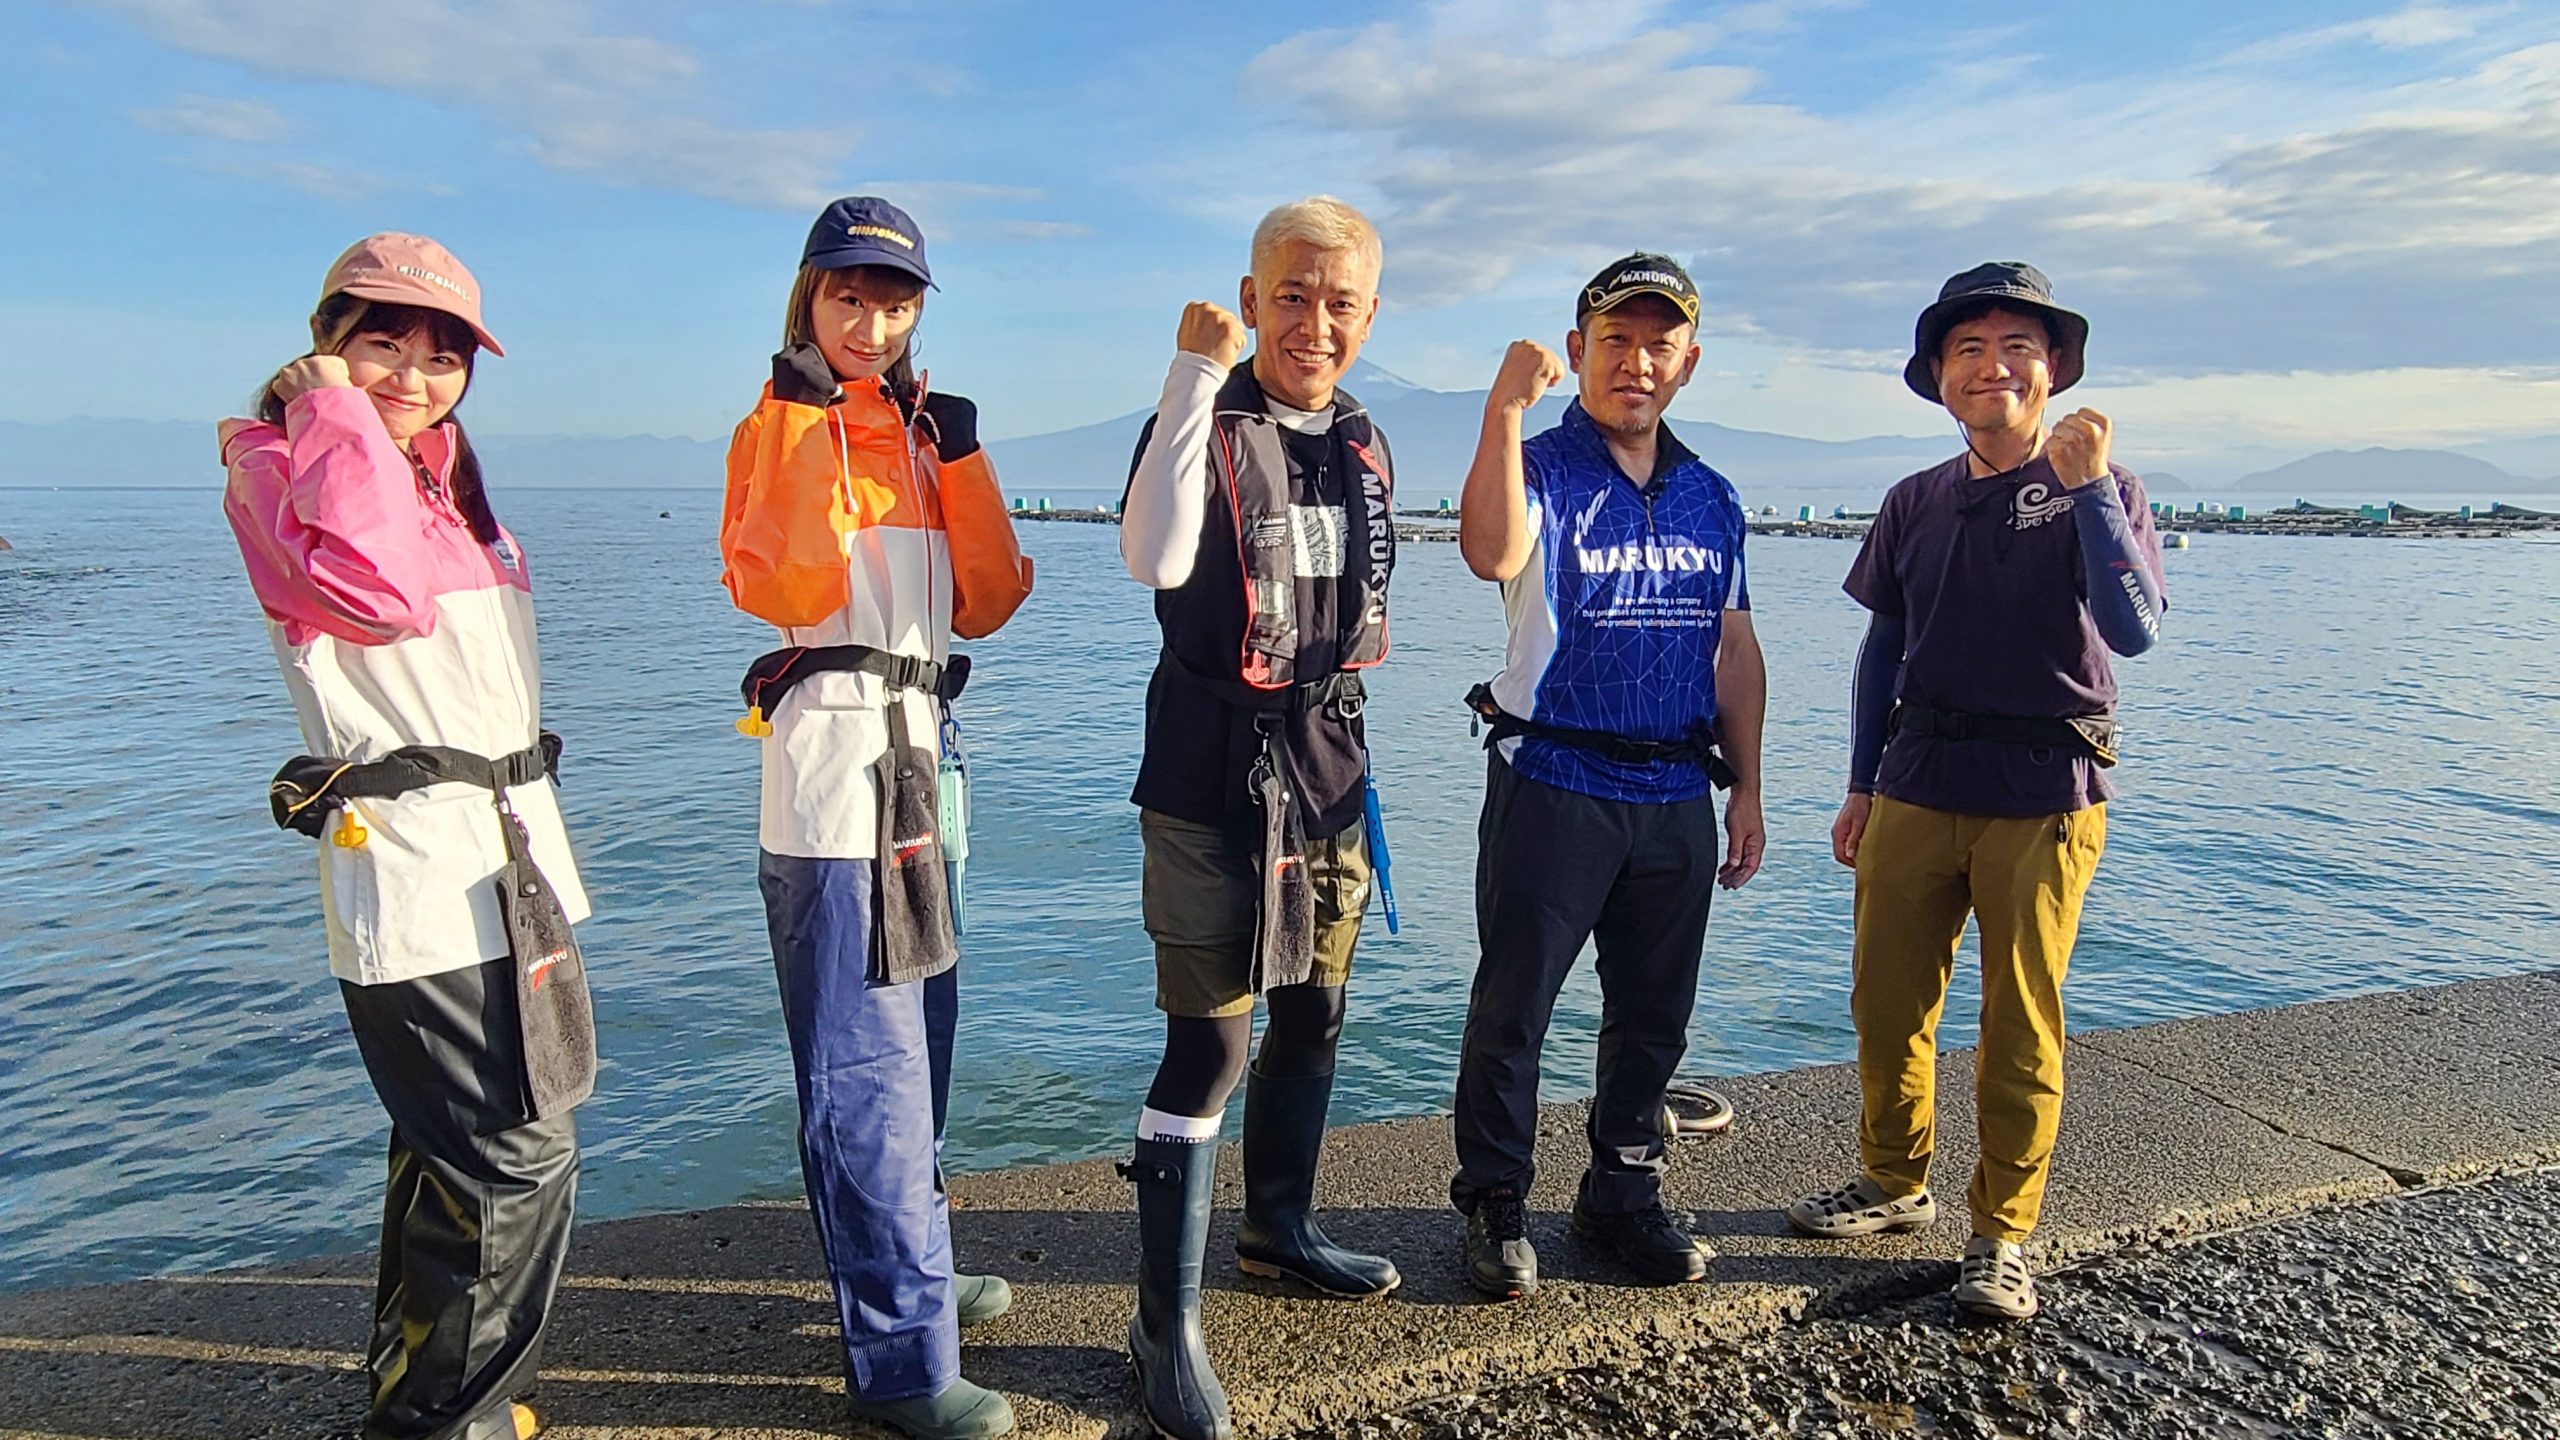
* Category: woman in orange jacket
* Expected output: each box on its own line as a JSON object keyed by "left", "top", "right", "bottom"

{"left": 718, "top": 196, "right": 1032, "bottom": 1440}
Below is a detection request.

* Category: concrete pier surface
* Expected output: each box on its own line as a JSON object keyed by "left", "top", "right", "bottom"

{"left": 6, "top": 970, "right": 2558, "bottom": 1439}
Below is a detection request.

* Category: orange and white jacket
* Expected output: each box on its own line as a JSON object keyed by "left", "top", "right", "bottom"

{"left": 720, "top": 376, "right": 1033, "bottom": 858}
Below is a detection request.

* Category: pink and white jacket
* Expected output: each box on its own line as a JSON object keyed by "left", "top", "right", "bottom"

{"left": 221, "top": 385, "right": 589, "bottom": 987}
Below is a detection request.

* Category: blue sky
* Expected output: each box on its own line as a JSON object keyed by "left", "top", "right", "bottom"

{"left": 5, "top": 0, "right": 2557, "bottom": 466}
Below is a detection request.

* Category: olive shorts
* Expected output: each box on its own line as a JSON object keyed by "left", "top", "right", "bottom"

{"left": 1139, "top": 809, "right": 1371, "bottom": 1018}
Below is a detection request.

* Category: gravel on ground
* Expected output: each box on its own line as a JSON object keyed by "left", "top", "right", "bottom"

{"left": 1294, "top": 1167, "right": 2560, "bottom": 1440}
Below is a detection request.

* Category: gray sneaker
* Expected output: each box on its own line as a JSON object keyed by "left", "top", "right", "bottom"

{"left": 1785, "top": 1175, "right": 1937, "bottom": 1238}
{"left": 1954, "top": 1235, "right": 2039, "bottom": 1319}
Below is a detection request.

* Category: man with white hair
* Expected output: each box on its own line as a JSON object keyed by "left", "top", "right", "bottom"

{"left": 1113, "top": 196, "right": 1401, "bottom": 1440}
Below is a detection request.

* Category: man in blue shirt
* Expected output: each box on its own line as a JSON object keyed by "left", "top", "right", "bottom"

{"left": 1449, "top": 254, "right": 1767, "bottom": 1296}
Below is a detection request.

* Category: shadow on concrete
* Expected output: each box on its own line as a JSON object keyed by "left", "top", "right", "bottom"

{"left": 0, "top": 1197, "right": 1955, "bottom": 1440}
{"left": 13, "top": 971, "right": 2560, "bottom": 1438}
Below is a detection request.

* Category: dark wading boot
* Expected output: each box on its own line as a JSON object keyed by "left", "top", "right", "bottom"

{"left": 1234, "top": 1069, "right": 1400, "bottom": 1298}
{"left": 1121, "top": 1139, "right": 1233, "bottom": 1440}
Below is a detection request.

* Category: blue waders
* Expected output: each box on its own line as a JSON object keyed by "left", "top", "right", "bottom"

{"left": 759, "top": 852, "right": 959, "bottom": 1403}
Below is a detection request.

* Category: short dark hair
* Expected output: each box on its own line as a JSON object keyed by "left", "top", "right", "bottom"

{"left": 1934, "top": 299, "right": 2057, "bottom": 356}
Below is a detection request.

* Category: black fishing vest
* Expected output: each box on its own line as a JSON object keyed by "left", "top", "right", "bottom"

{"left": 1208, "top": 366, "right": 1394, "bottom": 690}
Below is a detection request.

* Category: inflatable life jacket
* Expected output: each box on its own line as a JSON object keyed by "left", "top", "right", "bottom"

{"left": 1207, "top": 368, "right": 1394, "bottom": 690}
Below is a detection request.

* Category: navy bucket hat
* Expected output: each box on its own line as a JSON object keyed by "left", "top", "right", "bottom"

{"left": 802, "top": 196, "right": 935, "bottom": 288}
{"left": 1904, "top": 261, "right": 2087, "bottom": 401}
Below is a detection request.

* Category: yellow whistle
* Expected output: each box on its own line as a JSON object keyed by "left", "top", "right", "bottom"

{"left": 736, "top": 705, "right": 774, "bottom": 738}
{"left": 332, "top": 810, "right": 369, "bottom": 848}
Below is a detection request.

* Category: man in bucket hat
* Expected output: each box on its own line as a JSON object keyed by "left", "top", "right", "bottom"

{"left": 1784, "top": 262, "right": 2166, "bottom": 1320}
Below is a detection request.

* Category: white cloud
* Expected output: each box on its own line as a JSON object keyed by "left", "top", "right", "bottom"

{"left": 2225, "top": 2, "right": 2511, "bottom": 63}
{"left": 129, "top": 94, "right": 289, "bottom": 144}
{"left": 204, "top": 154, "right": 393, "bottom": 200}
{"left": 81, "top": 0, "right": 852, "bottom": 209}
{"left": 994, "top": 219, "right": 1092, "bottom": 241}
{"left": 1238, "top": 17, "right": 2560, "bottom": 379}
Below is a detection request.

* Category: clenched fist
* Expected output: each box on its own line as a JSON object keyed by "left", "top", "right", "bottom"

{"left": 270, "top": 354, "right": 352, "bottom": 405}
{"left": 1488, "top": 339, "right": 1566, "bottom": 414}
{"left": 1176, "top": 301, "right": 1247, "bottom": 369}
{"left": 2048, "top": 407, "right": 2112, "bottom": 488}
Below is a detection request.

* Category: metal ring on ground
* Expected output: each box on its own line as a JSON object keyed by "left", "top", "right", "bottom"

{"left": 1663, "top": 1082, "right": 1734, "bottom": 1137}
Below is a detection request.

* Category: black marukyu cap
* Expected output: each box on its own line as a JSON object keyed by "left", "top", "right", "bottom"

{"left": 802, "top": 195, "right": 935, "bottom": 287}
{"left": 1904, "top": 260, "right": 2086, "bottom": 400}
{"left": 1577, "top": 252, "right": 1701, "bottom": 326}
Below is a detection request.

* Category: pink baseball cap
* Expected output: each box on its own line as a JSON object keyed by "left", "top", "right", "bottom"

{"left": 318, "top": 232, "right": 504, "bottom": 356}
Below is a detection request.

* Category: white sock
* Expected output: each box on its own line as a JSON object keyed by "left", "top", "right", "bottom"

{"left": 1137, "top": 1107, "right": 1222, "bottom": 1144}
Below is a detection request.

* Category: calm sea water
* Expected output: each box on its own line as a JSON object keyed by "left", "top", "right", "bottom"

{"left": 3, "top": 485, "right": 2556, "bottom": 1294}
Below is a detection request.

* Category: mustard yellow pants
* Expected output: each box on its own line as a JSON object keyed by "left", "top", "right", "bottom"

{"left": 1852, "top": 795, "right": 2106, "bottom": 1243}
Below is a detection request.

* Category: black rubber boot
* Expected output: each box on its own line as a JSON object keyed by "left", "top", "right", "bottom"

{"left": 1235, "top": 1069, "right": 1401, "bottom": 1298}
{"left": 1121, "top": 1139, "right": 1233, "bottom": 1440}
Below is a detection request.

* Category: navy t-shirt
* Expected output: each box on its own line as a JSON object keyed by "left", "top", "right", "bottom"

{"left": 1843, "top": 454, "right": 2160, "bottom": 818}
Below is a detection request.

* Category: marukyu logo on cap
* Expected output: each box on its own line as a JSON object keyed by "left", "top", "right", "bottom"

{"left": 846, "top": 223, "right": 917, "bottom": 250}
{"left": 1612, "top": 269, "right": 1689, "bottom": 293}
{"left": 1590, "top": 273, "right": 1699, "bottom": 317}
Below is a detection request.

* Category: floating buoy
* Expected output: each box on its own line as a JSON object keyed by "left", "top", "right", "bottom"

{"left": 2165, "top": 532, "right": 2191, "bottom": 549}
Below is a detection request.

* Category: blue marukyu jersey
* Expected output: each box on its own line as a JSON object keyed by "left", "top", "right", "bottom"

{"left": 1489, "top": 401, "right": 1750, "bottom": 804}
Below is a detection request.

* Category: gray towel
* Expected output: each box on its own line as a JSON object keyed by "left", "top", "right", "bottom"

{"left": 495, "top": 809, "right": 596, "bottom": 1118}
{"left": 1251, "top": 729, "right": 1316, "bottom": 992}
{"left": 873, "top": 699, "right": 959, "bottom": 986}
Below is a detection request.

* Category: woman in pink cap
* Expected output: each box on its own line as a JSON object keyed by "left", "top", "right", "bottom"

{"left": 221, "top": 233, "right": 593, "bottom": 1440}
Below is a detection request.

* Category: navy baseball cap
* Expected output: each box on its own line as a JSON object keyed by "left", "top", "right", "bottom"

{"left": 802, "top": 196, "right": 935, "bottom": 287}
{"left": 1578, "top": 252, "right": 1701, "bottom": 326}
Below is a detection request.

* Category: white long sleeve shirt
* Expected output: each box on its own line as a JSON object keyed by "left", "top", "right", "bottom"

{"left": 1120, "top": 353, "right": 1335, "bottom": 589}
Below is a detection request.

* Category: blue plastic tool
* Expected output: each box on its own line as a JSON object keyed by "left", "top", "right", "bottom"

{"left": 1361, "top": 756, "right": 1399, "bottom": 935}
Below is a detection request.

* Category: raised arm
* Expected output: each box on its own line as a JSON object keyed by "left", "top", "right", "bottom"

{"left": 2048, "top": 408, "right": 2164, "bottom": 657}
{"left": 719, "top": 346, "right": 858, "bottom": 629}
{"left": 1459, "top": 340, "right": 1565, "bottom": 582}
{"left": 1121, "top": 303, "right": 1244, "bottom": 590}
{"left": 920, "top": 392, "right": 1035, "bottom": 639}
{"left": 221, "top": 369, "right": 442, "bottom": 645}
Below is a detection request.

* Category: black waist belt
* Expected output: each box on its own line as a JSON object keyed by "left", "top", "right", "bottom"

{"left": 1465, "top": 682, "right": 1737, "bottom": 791}
{"left": 269, "top": 733, "right": 562, "bottom": 837}
{"left": 1160, "top": 649, "right": 1366, "bottom": 718}
{"left": 739, "top": 644, "right": 972, "bottom": 732}
{"left": 1891, "top": 703, "right": 2118, "bottom": 767}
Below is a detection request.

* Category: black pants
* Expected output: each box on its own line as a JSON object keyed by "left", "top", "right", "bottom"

{"left": 1451, "top": 756, "right": 1718, "bottom": 1216}
{"left": 342, "top": 957, "right": 580, "bottom": 1440}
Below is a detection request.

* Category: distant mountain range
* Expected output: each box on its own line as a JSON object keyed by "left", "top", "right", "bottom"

{"left": 2228, "top": 447, "right": 2528, "bottom": 497}
{"left": 5, "top": 364, "right": 2554, "bottom": 505}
